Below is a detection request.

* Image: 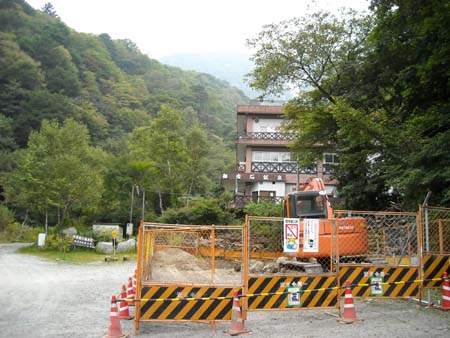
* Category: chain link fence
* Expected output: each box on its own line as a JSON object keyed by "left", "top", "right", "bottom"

{"left": 139, "top": 223, "right": 244, "bottom": 286}
{"left": 422, "top": 206, "right": 450, "bottom": 254}
{"left": 335, "top": 211, "right": 419, "bottom": 265}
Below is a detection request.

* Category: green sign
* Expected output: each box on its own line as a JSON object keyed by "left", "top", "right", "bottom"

{"left": 287, "top": 286, "right": 301, "bottom": 307}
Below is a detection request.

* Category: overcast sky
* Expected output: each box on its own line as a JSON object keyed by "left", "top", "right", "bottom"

{"left": 26, "top": 0, "right": 370, "bottom": 59}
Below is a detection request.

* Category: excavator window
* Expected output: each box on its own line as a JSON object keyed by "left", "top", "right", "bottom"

{"left": 294, "top": 194, "right": 327, "bottom": 218}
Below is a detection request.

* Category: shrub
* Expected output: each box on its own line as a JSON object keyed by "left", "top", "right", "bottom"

{"left": 243, "top": 201, "right": 283, "bottom": 217}
{"left": 0, "top": 204, "right": 15, "bottom": 232}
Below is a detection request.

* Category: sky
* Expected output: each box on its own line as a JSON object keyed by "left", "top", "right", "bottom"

{"left": 25, "top": 0, "right": 370, "bottom": 59}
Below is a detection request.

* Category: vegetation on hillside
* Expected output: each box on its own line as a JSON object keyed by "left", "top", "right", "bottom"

{"left": 0, "top": 0, "right": 247, "bottom": 230}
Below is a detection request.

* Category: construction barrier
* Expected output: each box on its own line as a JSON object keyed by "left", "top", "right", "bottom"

{"left": 247, "top": 274, "right": 338, "bottom": 310}
{"left": 338, "top": 265, "right": 420, "bottom": 298}
{"left": 128, "top": 207, "right": 450, "bottom": 335}
{"left": 133, "top": 222, "right": 246, "bottom": 334}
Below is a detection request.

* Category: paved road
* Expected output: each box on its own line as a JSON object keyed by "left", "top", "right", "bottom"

{"left": 0, "top": 243, "right": 449, "bottom": 338}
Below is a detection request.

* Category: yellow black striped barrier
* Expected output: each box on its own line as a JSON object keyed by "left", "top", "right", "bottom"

{"left": 137, "top": 285, "right": 236, "bottom": 321}
{"left": 423, "top": 254, "right": 450, "bottom": 288}
{"left": 339, "top": 265, "right": 421, "bottom": 298}
{"left": 122, "top": 276, "right": 443, "bottom": 310}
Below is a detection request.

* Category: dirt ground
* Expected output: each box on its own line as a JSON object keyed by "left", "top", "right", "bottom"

{"left": 0, "top": 243, "right": 449, "bottom": 338}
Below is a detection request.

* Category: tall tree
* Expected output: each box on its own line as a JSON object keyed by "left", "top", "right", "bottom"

{"left": 247, "top": 9, "right": 373, "bottom": 102}
{"left": 129, "top": 105, "right": 188, "bottom": 215}
{"left": 4, "top": 119, "right": 106, "bottom": 226}
{"left": 42, "top": 3, "right": 58, "bottom": 17}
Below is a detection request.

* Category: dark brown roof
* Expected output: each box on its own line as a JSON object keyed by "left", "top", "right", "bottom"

{"left": 237, "top": 105, "right": 284, "bottom": 114}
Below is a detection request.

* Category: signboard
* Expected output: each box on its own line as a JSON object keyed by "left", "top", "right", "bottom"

{"left": 303, "top": 219, "right": 319, "bottom": 252}
{"left": 38, "top": 233, "right": 46, "bottom": 247}
{"left": 126, "top": 223, "right": 133, "bottom": 236}
{"left": 112, "top": 230, "right": 118, "bottom": 238}
{"left": 370, "top": 273, "right": 384, "bottom": 296}
{"left": 283, "top": 218, "right": 300, "bottom": 253}
{"left": 72, "top": 235, "right": 95, "bottom": 249}
{"left": 287, "top": 286, "right": 301, "bottom": 307}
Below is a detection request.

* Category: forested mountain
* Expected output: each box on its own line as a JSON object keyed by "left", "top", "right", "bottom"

{"left": 0, "top": 0, "right": 248, "bottom": 227}
{"left": 0, "top": 0, "right": 247, "bottom": 150}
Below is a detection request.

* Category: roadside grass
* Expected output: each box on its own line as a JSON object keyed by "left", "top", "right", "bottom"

{"left": 18, "top": 244, "right": 137, "bottom": 263}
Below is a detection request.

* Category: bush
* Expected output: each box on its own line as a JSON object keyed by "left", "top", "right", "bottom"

{"left": 45, "top": 233, "right": 73, "bottom": 253}
{"left": 0, "top": 221, "right": 43, "bottom": 243}
{"left": 243, "top": 201, "right": 283, "bottom": 217}
{"left": 0, "top": 204, "right": 15, "bottom": 232}
{"left": 159, "top": 198, "right": 234, "bottom": 225}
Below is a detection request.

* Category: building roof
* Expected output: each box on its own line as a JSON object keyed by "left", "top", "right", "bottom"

{"left": 237, "top": 105, "right": 284, "bottom": 115}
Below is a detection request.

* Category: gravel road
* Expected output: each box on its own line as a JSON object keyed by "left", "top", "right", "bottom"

{"left": 0, "top": 243, "right": 449, "bottom": 338}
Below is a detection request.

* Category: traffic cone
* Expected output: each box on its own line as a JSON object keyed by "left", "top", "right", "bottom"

{"left": 441, "top": 272, "right": 450, "bottom": 310}
{"left": 132, "top": 272, "right": 137, "bottom": 294}
{"left": 103, "top": 295, "right": 130, "bottom": 338}
{"left": 118, "top": 284, "right": 133, "bottom": 320}
{"left": 126, "top": 277, "right": 135, "bottom": 307}
{"left": 224, "top": 290, "right": 249, "bottom": 336}
{"left": 340, "top": 281, "right": 358, "bottom": 323}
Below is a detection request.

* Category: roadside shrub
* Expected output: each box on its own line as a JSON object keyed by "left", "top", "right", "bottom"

{"left": 45, "top": 233, "right": 73, "bottom": 252}
{"left": 244, "top": 201, "right": 283, "bottom": 217}
{"left": 160, "top": 198, "right": 234, "bottom": 225}
{"left": 0, "top": 204, "right": 15, "bottom": 232}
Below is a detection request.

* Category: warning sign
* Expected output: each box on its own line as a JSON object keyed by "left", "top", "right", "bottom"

{"left": 283, "top": 218, "right": 300, "bottom": 253}
{"left": 287, "top": 286, "right": 301, "bottom": 307}
{"left": 303, "top": 219, "right": 319, "bottom": 252}
{"left": 370, "top": 276, "right": 384, "bottom": 296}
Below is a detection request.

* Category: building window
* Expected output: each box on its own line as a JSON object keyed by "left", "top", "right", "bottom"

{"left": 323, "top": 153, "right": 339, "bottom": 174}
{"left": 252, "top": 151, "right": 291, "bottom": 162}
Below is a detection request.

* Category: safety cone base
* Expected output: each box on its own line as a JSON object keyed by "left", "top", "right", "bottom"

{"left": 103, "top": 334, "right": 130, "bottom": 338}
{"left": 337, "top": 317, "right": 364, "bottom": 324}
{"left": 119, "top": 314, "right": 134, "bottom": 320}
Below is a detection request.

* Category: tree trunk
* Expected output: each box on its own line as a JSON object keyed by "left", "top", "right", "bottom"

{"left": 158, "top": 189, "right": 164, "bottom": 216}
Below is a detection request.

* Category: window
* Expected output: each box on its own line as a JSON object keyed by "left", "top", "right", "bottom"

{"left": 252, "top": 151, "right": 291, "bottom": 162}
{"left": 323, "top": 153, "right": 339, "bottom": 174}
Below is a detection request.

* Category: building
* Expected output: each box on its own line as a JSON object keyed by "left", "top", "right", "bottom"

{"left": 221, "top": 102, "right": 338, "bottom": 207}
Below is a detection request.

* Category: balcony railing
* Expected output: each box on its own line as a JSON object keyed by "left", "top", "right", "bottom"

{"left": 251, "top": 162, "right": 317, "bottom": 174}
{"left": 238, "top": 132, "right": 296, "bottom": 141}
{"left": 233, "top": 195, "right": 285, "bottom": 208}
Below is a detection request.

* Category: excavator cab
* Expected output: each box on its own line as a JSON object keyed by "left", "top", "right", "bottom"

{"left": 285, "top": 190, "right": 329, "bottom": 219}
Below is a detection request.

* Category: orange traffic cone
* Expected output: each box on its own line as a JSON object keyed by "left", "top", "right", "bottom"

{"left": 103, "top": 295, "right": 130, "bottom": 338}
{"left": 225, "top": 290, "right": 249, "bottom": 336}
{"left": 132, "top": 272, "right": 137, "bottom": 294}
{"left": 441, "top": 272, "right": 450, "bottom": 310}
{"left": 340, "top": 281, "right": 359, "bottom": 323}
{"left": 127, "top": 277, "right": 135, "bottom": 307}
{"left": 118, "top": 284, "right": 133, "bottom": 320}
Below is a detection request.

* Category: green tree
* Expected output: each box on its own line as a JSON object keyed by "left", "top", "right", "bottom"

{"left": 4, "top": 119, "right": 106, "bottom": 227}
{"left": 41, "top": 3, "right": 58, "bottom": 17}
{"left": 247, "top": 9, "right": 372, "bottom": 102}
{"left": 129, "top": 105, "right": 187, "bottom": 215}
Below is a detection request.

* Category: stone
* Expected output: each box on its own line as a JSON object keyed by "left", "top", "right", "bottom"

{"left": 96, "top": 241, "right": 113, "bottom": 254}
{"left": 117, "top": 239, "right": 136, "bottom": 253}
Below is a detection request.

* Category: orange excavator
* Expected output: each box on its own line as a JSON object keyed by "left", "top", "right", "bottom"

{"left": 284, "top": 177, "right": 368, "bottom": 260}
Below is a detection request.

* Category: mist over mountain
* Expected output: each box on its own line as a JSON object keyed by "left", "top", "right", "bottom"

{"left": 160, "top": 52, "right": 288, "bottom": 100}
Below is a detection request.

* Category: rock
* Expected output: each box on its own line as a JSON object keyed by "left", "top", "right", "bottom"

{"left": 249, "top": 261, "right": 264, "bottom": 274}
{"left": 96, "top": 241, "right": 113, "bottom": 254}
{"left": 61, "top": 227, "right": 77, "bottom": 237}
{"left": 263, "top": 262, "right": 278, "bottom": 274}
{"left": 234, "top": 262, "right": 242, "bottom": 272}
{"left": 117, "top": 239, "right": 136, "bottom": 253}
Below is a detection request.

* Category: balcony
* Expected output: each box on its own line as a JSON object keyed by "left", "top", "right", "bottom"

{"left": 251, "top": 162, "right": 317, "bottom": 174}
{"left": 238, "top": 132, "right": 296, "bottom": 141}
{"left": 233, "top": 195, "right": 285, "bottom": 208}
